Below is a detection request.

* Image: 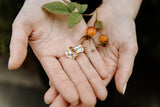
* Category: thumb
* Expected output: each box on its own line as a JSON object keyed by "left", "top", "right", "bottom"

{"left": 8, "top": 20, "right": 31, "bottom": 70}
{"left": 115, "top": 43, "right": 138, "bottom": 95}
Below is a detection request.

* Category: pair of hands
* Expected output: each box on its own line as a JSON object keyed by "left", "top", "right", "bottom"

{"left": 8, "top": 0, "right": 138, "bottom": 107}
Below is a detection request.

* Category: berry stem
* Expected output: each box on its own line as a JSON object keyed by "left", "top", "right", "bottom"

{"left": 83, "top": 10, "right": 96, "bottom": 16}
{"left": 95, "top": 8, "right": 98, "bottom": 22}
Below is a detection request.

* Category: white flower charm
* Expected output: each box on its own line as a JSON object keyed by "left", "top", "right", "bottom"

{"left": 73, "top": 45, "right": 84, "bottom": 53}
{"left": 65, "top": 45, "right": 84, "bottom": 59}
{"left": 65, "top": 47, "right": 78, "bottom": 59}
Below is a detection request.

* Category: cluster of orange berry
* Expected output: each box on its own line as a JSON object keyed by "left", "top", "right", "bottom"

{"left": 65, "top": 2, "right": 107, "bottom": 59}
{"left": 79, "top": 1, "right": 108, "bottom": 47}
{"left": 80, "top": 21, "right": 108, "bottom": 47}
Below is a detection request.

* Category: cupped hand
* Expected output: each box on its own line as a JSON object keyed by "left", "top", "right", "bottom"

{"left": 87, "top": 3, "right": 138, "bottom": 94}
{"left": 43, "top": 1, "right": 139, "bottom": 107}
{"left": 9, "top": 0, "right": 107, "bottom": 106}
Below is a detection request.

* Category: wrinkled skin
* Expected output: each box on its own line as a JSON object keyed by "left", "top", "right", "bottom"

{"left": 9, "top": 0, "right": 108, "bottom": 107}
{"left": 9, "top": 0, "right": 139, "bottom": 107}
{"left": 44, "top": 2, "right": 138, "bottom": 107}
{"left": 43, "top": 1, "right": 139, "bottom": 107}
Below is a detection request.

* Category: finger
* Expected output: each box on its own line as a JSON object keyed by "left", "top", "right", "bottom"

{"left": 86, "top": 13, "right": 108, "bottom": 79}
{"left": 44, "top": 86, "right": 58, "bottom": 104}
{"left": 69, "top": 103, "right": 83, "bottom": 107}
{"left": 9, "top": 19, "right": 31, "bottom": 70}
{"left": 40, "top": 57, "right": 79, "bottom": 105}
{"left": 69, "top": 101, "right": 95, "bottom": 107}
{"left": 115, "top": 44, "right": 138, "bottom": 94}
{"left": 76, "top": 53, "right": 108, "bottom": 101}
{"left": 59, "top": 57, "right": 96, "bottom": 107}
{"left": 97, "top": 46, "right": 118, "bottom": 86}
{"left": 83, "top": 40, "right": 108, "bottom": 79}
{"left": 49, "top": 95, "right": 68, "bottom": 107}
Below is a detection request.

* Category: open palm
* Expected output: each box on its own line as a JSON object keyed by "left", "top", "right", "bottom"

{"left": 44, "top": 2, "right": 138, "bottom": 107}
{"left": 9, "top": 0, "right": 108, "bottom": 106}
{"left": 87, "top": 5, "right": 138, "bottom": 94}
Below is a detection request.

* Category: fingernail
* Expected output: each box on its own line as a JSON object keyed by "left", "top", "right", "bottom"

{"left": 44, "top": 100, "right": 50, "bottom": 105}
{"left": 8, "top": 57, "right": 11, "bottom": 69}
{"left": 123, "top": 83, "right": 127, "bottom": 95}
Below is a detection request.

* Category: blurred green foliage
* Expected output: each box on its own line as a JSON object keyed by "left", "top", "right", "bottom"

{"left": 0, "top": 0, "right": 24, "bottom": 54}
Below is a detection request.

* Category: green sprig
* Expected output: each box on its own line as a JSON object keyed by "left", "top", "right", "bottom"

{"left": 42, "top": 0, "right": 88, "bottom": 28}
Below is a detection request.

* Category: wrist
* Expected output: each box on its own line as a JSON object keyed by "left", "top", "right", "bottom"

{"left": 102, "top": 0, "right": 142, "bottom": 19}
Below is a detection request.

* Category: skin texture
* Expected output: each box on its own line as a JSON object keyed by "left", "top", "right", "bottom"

{"left": 9, "top": 0, "right": 142, "bottom": 106}
{"left": 44, "top": 0, "right": 142, "bottom": 106}
{"left": 9, "top": 0, "right": 108, "bottom": 106}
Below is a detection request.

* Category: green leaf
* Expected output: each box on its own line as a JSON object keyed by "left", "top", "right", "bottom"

{"left": 76, "top": 3, "right": 88, "bottom": 14}
{"left": 68, "top": 12, "right": 83, "bottom": 28}
{"left": 68, "top": 2, "right": 76, "bottom": 12}
{"left": 63, "top": 0, "right": 70, "bottom": 5}
{"left": 94, "top": 20, "right": 103, "bottom": 30}
{"left": 63, "top": 0, "right": 76, "bottom": 12}
{"left": 42, "top": 1, "right": 71, "bottom": 15}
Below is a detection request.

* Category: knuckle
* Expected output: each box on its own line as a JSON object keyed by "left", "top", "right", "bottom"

{"left": 126, "top": 43, "right": 138, "bottom": 55}
{"left": 54, "top": 74, "right": 70, "bottom": 88}
{"left": 58, "top": 78, "right": 70, "bottom": 88}
{"left": 75, "top": 78, "right": 86, "bottom": 87}
{"left": 90, "top": 74, "right": 100, "bottom": 85}
{"left": 77, "top": 55, "right": 87, "bottom": 66}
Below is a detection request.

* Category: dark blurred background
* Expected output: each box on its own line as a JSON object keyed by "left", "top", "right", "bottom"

{"left": 0, "top": 0, "right": 160, "bottom": 107}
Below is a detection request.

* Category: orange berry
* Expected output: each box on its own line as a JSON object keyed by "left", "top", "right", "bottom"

{"left": 99, "top": 34, "right": 108, "bottom": 44}
{"left": 85, "top": 26, "right": 96, "bottom": 37}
